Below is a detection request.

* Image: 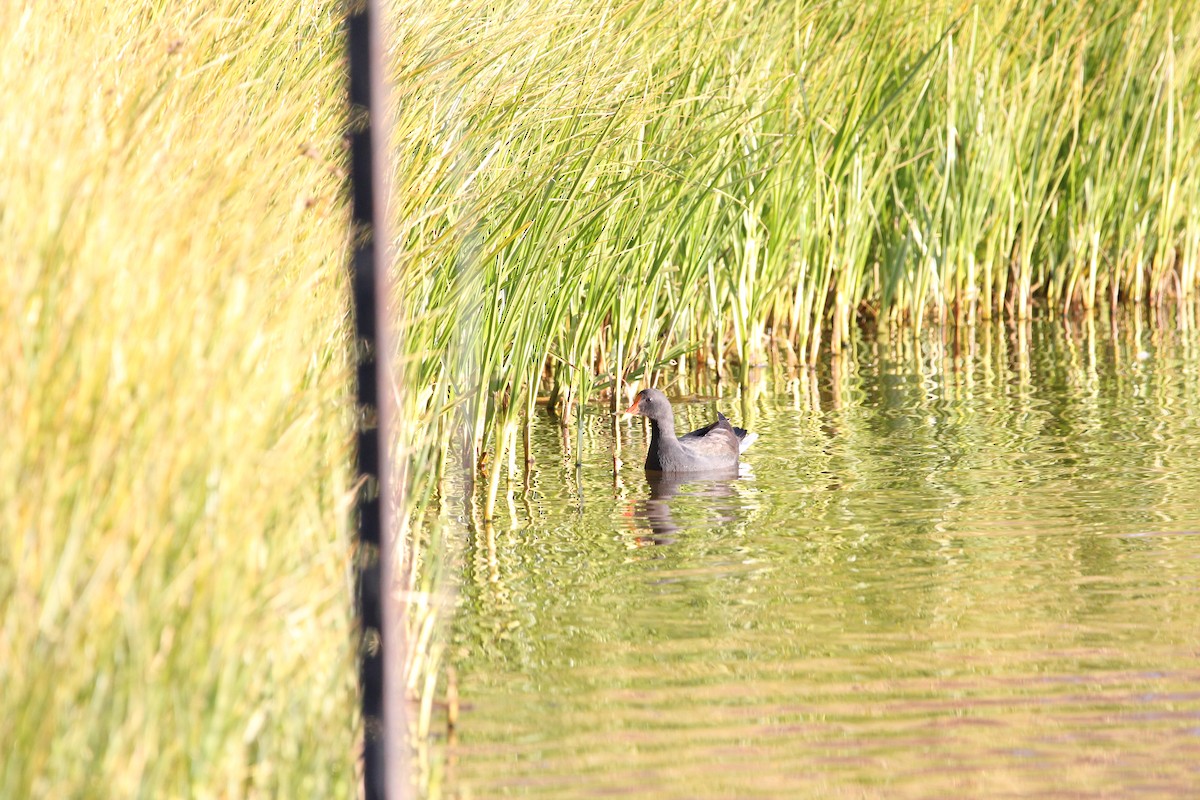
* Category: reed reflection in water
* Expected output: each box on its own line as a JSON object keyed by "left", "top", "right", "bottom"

{"left": 438, "top": 316, "right": 1200, "bottom": 799}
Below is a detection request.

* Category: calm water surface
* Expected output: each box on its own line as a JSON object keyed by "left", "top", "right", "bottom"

{"left": 438, "top": 319, "right": 1200, "bottom": 798}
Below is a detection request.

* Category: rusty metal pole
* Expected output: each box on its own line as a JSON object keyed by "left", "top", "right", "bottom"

{"left": 347, "top": 1, "right": 404, "bottom": 797}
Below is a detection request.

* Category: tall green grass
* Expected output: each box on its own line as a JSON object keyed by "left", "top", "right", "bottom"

{"left": 391, "top": 0, "right": 1200, "bottom": 516}
{"left": 3, "top": 2, "right": 355, "bottom": 796}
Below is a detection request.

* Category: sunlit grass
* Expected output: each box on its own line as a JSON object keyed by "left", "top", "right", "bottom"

{"left": 391, "top": 0, "right": 1200, "bottom": 521}
{"left": 2, "top": 2, "right": 356, "bottom": 796}
{"left": 10, "top": 0, "right": 1200, "bottom": 796}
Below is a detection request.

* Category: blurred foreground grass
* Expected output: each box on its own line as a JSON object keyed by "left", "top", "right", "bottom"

{"left": 2, "top": 2, "right": 357, "bottom": 796}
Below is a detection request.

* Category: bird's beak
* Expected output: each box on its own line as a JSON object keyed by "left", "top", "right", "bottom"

{"left": 623, "top": 397, "right": 641, "bottom": 416}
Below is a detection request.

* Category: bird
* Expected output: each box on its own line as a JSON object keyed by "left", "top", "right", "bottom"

{"left": 623, "top": 387, "right": 756, "bottom": 473}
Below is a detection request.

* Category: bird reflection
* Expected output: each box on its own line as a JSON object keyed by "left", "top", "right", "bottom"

{"left": 629, "top": 468, "right": 741, "bottom": 544}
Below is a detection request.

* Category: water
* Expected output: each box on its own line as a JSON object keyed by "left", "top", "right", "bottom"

{"left": 437, "top": 318, "right": 1200, "bottom": 798}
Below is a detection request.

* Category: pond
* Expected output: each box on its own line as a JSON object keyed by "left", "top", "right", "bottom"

{"left": 434, "top": 316, "right": 1200, "bottom": 798}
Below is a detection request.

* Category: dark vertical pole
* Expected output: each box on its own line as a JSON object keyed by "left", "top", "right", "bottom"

{"left": 347, "top": 1, "right": 402, "bottom": 798}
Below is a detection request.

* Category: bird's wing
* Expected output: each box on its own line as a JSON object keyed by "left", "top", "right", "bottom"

{"left": 680, "top": 419, "right": 721, "bottom": 441}
{"left": 678, "top": 414, "right": 740, "bottom": 458}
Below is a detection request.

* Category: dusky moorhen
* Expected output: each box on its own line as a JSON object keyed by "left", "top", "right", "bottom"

{"left": 624, "top": 388, "right": 756, "bottom": 472}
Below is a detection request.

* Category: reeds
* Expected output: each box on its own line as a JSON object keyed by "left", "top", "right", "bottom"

{"left": 3, "top": 2, "right": 356, "bottom": 796}
{"left": 392, "top": 0, "right": 1200, "bottom": 520}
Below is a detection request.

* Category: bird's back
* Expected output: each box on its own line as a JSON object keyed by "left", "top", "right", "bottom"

{"left": 661, "top": 414, "right": 739, "bottom": 471}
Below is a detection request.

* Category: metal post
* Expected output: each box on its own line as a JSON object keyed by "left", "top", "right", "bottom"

{"left": 347, "top": 1, "right": 403, "bottom": 797}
